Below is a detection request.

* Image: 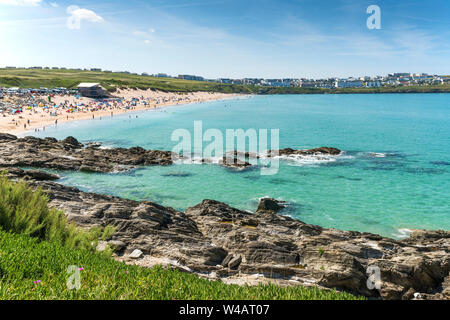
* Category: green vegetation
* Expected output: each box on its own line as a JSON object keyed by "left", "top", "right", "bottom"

{"left": 0, "top": 175, "right": 114, "bottom": 250}
{"left": 0, "top": 230, "right": 364, "bottom": 300}
{"left": 1, "top": 68, "right": 449, "bottom": 94}
{"left": 259, "top": 84, "right": 450, "bottom": 94}
{"left": 0, "top": 68, "right": 255, "bottom": 93}
{"left": 0, "top": 176, "right": 363, "bottom": 300}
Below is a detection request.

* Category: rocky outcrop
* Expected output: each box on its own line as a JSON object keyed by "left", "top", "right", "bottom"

{"left": 219, "top": 156, "right": 252, "bottom": 169}
{"left": 0, "top": 133, "right": 17, "bottom": 141}
{"left": 185, "top": 200, "right": 450, "bottom": 300}
{"left": 0, "top": 134, "right": 175, "bottom": 173}
{"left": 3, "top": 167, "right": 447, "bottom": 300}
{"left": 0, "top": 134, "right": 260, "bottom": 172}
{"left": 256, "top": 197, "right": 287, "bottom": 213}
{"left": 270, "top": 147, "right": 342, "bottom": 157}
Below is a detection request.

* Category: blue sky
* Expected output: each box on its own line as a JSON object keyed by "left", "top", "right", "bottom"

{"left": 1, "top": 0, "right": 449, "bottom": 78}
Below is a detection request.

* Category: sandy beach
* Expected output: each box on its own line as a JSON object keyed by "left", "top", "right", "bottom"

{"left": 0, "top": 89, "right": 243, "bottom": 135}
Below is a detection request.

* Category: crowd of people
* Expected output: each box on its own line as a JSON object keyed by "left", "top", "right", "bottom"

{"left": 0, "top": 88, "right": 230, "bottom": 134}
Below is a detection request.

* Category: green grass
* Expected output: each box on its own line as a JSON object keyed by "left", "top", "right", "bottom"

{"left": 0, "top": 230, "right": 364, "bottom": 300}
{"left": 1, "top": 68, "right": 449, "bottom": 94}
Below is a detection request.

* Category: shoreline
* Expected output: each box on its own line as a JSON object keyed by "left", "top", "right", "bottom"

{"left": 0, "top": 90, "right": 247, "bottom": 135}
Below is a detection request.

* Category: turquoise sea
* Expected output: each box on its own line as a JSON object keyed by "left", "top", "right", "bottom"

{"left": 29, "top": 94, "right": 450, "bottom": 238}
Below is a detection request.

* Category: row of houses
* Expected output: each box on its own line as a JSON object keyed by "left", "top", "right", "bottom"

{"left": 212, "top": 73, "right": 447, "bottom": 88}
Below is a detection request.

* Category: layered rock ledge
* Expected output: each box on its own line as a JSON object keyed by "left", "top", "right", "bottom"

{"left": 2, "top": 167, "right": 449, "bottom": 300}
{"left": 0, "top": 133, "right": 174, "bottom": 173}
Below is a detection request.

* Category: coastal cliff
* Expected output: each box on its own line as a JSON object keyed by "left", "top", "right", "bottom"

{"left": 1, "top": 134, "right": 449, "bottom": 300}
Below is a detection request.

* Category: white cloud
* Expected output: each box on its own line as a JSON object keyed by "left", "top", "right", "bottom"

{"left": 49, "top": 2, "right": 58, "bottom": 7}
{"left": 133, "top": 28, "right": 156, "bottom": 37}
{"left": 133, "top": 29, "right": 156, "bottom": 45}
{"left": 66, "top": 5, "right": 103, "bottom": 30}
{"left": 0, "top": 0, "right": 42, "bottom": 6}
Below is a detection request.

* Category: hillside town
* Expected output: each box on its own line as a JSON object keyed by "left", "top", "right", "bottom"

{"left": 189, "top": 72, "right": 449, "bottom": 88}
{"left": 2, "top": 66, "right": 449, "bottom": 89}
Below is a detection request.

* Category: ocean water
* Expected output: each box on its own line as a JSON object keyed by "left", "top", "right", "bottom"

{"left": 29, "top": 94, "right": 450, "bottom": 238}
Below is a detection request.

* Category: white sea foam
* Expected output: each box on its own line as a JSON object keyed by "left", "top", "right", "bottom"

{"left": 98, "top": 145, "right": 113, "bottom": 150}
{"left": 368, "top": 152, "right": 387, "bottom": 158}
{"left": 173, "top": 155, "right": 223, "bottom": 165}
{"left": 392, "top": 228, "right": 413, "bottom": 239}
{"left": 173, "top": 150, "right": 354, "bottom": 168}
{"left": 274, "top": 152, "right": 354, "bottom": 167}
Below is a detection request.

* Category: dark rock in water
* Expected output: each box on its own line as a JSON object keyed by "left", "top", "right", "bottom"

{"left": 0, "top": 133, "right": 175, "bottom": 173}
{"left": 220, "top": 156, "right": 252, "bottom": 169}
{"left": 161, "top": 172, "right": 193, "bottom": 178}
{"left": 300, "top": 147, "right": 341, "bottom": 155}
{"left": 270, "top": 147, "right": 341, "bottom": 157}
{"left": 336, "top": 175, "right": 362, "bottom": 182}
{"left": 62, "top": 136, "right": 83, "bottom": 149}
{"left": 270, "top": 177, "right": 294, "bottom": 184}
{"left": 403, "top": 167, "right": 446, "bottom": 175}
{"left": 231, "top": 150, "right": 260, "bottom": 159}
{"left": 256, "top": 197, "right": 286, "bottom": 213}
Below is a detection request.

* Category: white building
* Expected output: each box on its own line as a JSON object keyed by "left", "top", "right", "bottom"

{"left": 366, "top": 81, "right": 382, "bottom": 88}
